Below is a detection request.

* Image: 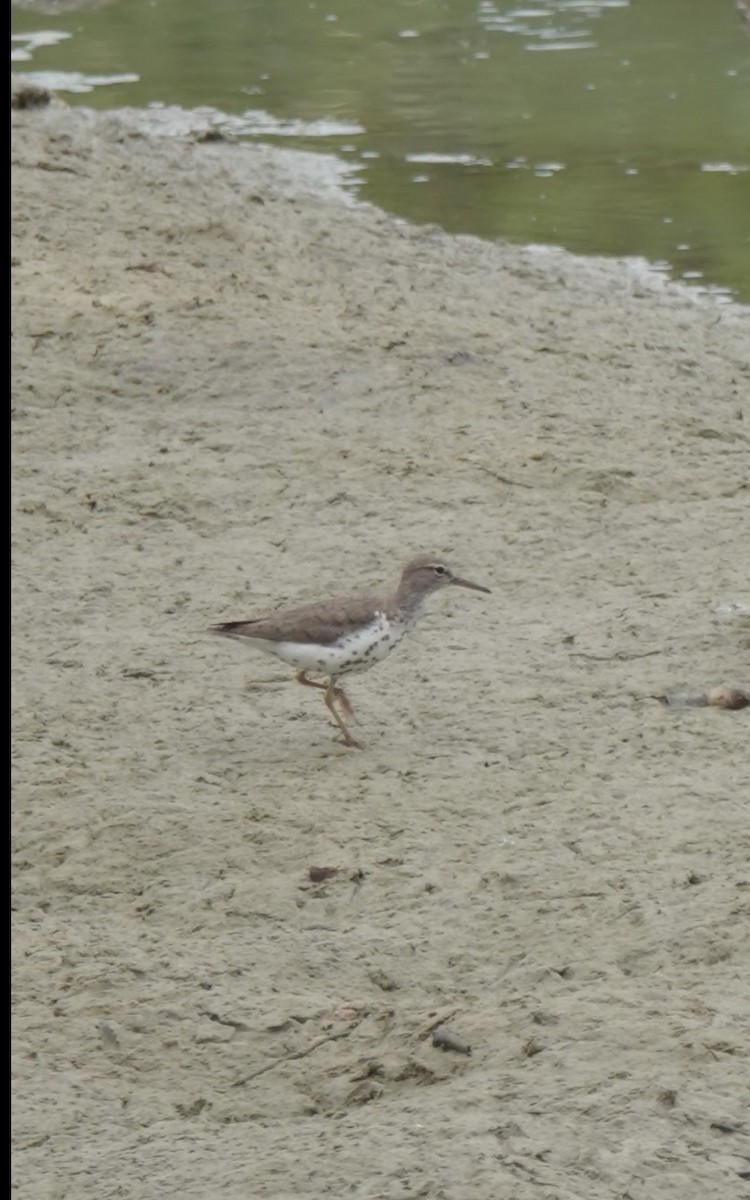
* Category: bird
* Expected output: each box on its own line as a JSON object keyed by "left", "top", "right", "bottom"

{"left": 208, "top": 553, "right": 490, "bottom": 747}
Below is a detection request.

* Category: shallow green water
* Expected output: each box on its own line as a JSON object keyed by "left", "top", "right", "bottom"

{"left": 12, "top": 0, "right": 750, "bottom": 301}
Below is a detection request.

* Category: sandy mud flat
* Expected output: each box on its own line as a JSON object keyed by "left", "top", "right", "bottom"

{"left": 11, "top": 83, "right": 750, "bottom": 1199}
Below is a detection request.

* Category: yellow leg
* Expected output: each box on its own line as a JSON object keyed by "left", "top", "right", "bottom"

{"left": 295, "top": 671, "right": 355, "bottom": 717}
{"left": 324, "top": 682, "right": 362, "bottom": 748}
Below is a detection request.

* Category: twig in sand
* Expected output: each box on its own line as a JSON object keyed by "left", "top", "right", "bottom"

{"left": 231, "top": 1015, "right": 367, "bottom": 1087}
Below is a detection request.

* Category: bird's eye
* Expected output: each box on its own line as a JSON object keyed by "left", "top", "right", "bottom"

{"left": 434, "top": 565, "right": 447, "bottom": 576}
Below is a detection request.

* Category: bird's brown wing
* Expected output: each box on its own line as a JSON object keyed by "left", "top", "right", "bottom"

{"left": 209, "top": 595, "right": 385, "bottom": 646}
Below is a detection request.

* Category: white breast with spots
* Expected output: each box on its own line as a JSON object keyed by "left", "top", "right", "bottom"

{"left": 273, "top": 612, "right": 407, "bottom": 678}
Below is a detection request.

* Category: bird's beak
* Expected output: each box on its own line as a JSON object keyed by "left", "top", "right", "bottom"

{"left": 451, "top": 575, "right": 491, "bottom": 594}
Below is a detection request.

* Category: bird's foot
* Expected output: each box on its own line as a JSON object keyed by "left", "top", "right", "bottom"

{"left": 332, "top": 727, "right": 365, "bottom": 750}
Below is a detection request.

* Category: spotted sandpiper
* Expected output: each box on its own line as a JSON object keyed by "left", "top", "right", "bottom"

{"left": 208, "top": 553, "right": 490, "bottom": 747}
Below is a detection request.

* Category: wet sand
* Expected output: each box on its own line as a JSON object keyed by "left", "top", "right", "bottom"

{"left": 12, "top": 85, "right": 750, "bottom": 1199}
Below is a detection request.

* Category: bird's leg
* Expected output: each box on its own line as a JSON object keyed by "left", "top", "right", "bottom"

{"left": 295, "top": 670, "right": 327, "bottom": 692}
{"left": 295, "top": 671, "right": 355, "bottom": 717}
{"left": 324, "top": 682, "right": 362, "bottom": 749}
{"left": 332, "top": 685, "right": 354, "bottom": 717}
